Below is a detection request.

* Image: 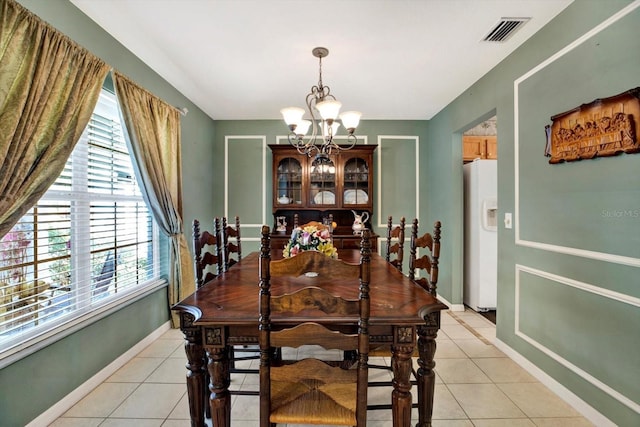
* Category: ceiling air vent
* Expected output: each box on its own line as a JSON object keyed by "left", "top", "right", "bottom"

{"left": 482, "top": 17, "right": 530, "bottom": 42}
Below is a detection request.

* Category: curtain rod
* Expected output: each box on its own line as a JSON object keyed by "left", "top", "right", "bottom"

{"left": 111, "top": 69, "right": 189, "bottom": 117}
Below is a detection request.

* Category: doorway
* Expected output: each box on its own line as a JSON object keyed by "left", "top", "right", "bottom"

{"left": 462, "top": 115, "right": 497, "bottom": 323}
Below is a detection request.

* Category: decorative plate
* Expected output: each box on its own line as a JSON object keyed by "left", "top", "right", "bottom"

{"left": 343, "top": 189, "right": 368, "bottom": 204}
{"left": 314, "top": 191, "right": 335, "bottom": 204}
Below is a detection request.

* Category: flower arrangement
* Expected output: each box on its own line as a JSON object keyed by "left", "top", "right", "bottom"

{"left": 283, "top": 223, "right": 338, "bottom": 259}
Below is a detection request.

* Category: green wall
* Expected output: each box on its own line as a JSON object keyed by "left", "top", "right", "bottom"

{"left": 0, "top": 1, "right": 219, "bottom": 425}
{"left": 0, "top": 290, "right": 168, "bottom": 425}
{"left": 4, "top": 0, "right": 639, "bottom": 426}
{"left": 426, "top": 1, "right": 639, "bottom": 425}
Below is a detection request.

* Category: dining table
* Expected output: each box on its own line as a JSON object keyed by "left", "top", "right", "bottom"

{"left": 172, "top": 248, "right": 447, "bottom": 427}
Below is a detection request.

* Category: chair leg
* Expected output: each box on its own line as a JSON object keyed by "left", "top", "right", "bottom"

{"left": 204, "top": 372, "right": 211, "bottom": 418}
{"left": 227, "top": 344, "right": 261, "bottom": 396}
{"left": 228, "top": 346, "right": 236, "bottom": 370}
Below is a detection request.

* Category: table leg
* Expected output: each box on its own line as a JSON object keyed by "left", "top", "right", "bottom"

{"left": 179, "top": 313, "right": 206, "bottom": 427}
{"left": 207, "top": 346, "right": 231, "bottom": 427}
{"left": 391, "top": 343, "right": 414, "bottom": 427}
{"left": 416, "top": 312, "right": 441, "bottom": 427}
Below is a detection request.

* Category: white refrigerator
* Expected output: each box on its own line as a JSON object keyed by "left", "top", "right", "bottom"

{"left": 463, "top": 159, "right": 497, "bottom": 312}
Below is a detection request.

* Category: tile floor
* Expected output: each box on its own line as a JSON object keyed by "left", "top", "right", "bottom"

{"left": 50, "top": 309, "right": 594, "bottom": 427}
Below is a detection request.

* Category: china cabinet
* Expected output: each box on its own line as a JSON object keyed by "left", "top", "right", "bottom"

{"left": 269, "top": 144, "right": 378, "bottom": 250}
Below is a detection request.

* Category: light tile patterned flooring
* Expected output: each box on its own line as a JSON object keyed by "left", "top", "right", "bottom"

{"left": 50, "top": 309, "right": 594, "bottom": 427}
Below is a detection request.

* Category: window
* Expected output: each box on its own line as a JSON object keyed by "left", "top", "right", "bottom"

{"left": 0, "top": 89, "right": 162, "bottom": 359}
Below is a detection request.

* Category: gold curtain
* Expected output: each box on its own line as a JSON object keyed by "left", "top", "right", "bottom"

{"left": 112, "top": 71, "right": 194, "bottom": 327}
{"left": 0, "top": 0, "right": 110, "bottom": 237}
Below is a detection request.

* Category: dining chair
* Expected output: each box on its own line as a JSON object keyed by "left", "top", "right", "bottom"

{"left": 192, "top": 218, "right": 223, "bottom": 288}
{"left": 385, "top": 215, "right": 406, "bottom": 272}
{"left": 367, "top": 217, "right": 411, "bottom": 402}
{"left": 408, "top": 218, "right": 442, "bottom": 296}
{"left": 221, "top": 215, "right": 242, "bottom": 272}
{"left": 258, "top": 225, "right": 371, "bottom": 426}
{"left": 192, "top": 218, "right": 222, "bottom": 416}
{"left": 369, "top": 218, "right": 441, "bottom": 410}
{"left": 221, "top": 216, "right": 261, "bottom": 373}
{"left": 192, "top": 218, "right": 258, "bottom": 402}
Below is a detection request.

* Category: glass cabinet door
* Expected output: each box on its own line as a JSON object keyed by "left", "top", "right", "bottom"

{"left": 342, "top": 157, "right": 370, "bottom": 205}
{"left": 276, "top": 157, "right": 302, "bottom": 205}
{"left": 309, "top": 158, "right": 336, "bottom": 206}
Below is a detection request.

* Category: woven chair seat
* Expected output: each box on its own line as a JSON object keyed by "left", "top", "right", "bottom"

{"left": 270, "top": 358, "right": 357, "bottom": 425}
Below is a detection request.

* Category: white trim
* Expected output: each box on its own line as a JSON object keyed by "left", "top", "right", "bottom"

{"left": 516, "top": 264, "right": 640, "bottom": 308}
{"left": 263, "top": 139, "right": 267, "bottom": 224}
{"left": 224, "top": 135, "right": 268, "bottom": 227}
{"left": 435, "top": 294, "right": 465, "bottom": 312}
{"left": 376, "top": 242, "right": 383, "bottom": 257}
{"left": 376, "top": 136, "right": 420, "bottom": 229}
{"left": 494, "top": 337, "right": 617, "bottom": 427}
{"left": 516, "top": 239, "right": 640, "bottom": 268}
{"left": 513, "top": 0, "right": 640, "bottom": 267}
{"left": 515, "top": 264, "right": 640, "bottom": 414}
{"left": 26, "top": 321, "right": 172, "bottom": 427}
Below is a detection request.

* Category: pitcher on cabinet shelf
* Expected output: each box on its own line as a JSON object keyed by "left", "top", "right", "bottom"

{"left": 351, "top": 210, "right": 369, "bottom": 235}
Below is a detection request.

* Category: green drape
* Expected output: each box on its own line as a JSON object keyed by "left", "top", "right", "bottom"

{"left": 0, "top": 0, "right": 110, "bottom": 237}
{"left": 112, "top": 71, "right": 194, "bottom": 327}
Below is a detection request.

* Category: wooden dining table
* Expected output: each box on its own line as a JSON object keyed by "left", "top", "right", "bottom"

{"left": 172, "top": 249, "right": 447, "bottom": 427}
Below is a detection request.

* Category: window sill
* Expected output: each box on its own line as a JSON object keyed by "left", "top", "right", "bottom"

{"left": 0, "top": 278, "right": 168, "bottom": 369}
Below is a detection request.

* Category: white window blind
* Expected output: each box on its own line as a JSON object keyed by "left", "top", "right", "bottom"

{"left": 0, "top": 89, "right": 161, "bottom": 356}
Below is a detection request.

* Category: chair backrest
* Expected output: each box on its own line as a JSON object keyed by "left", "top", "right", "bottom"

{"left": 222, "top": 216, "right": 241, "bottom": 271}
{"left": 192, "top": 218, "right": 223, "bottom": 288}
{"left": 408, "top": 219, "right": 441, "bottom": 296}
{"left": 258, "top": 225, "right": 371, "bottom": 426}
{"left": 385, "top": 215, "right": 406, "bottom": 271}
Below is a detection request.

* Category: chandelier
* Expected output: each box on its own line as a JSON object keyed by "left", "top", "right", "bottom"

{"left": 281, "top": 47, "right": 361, "bottom": 163}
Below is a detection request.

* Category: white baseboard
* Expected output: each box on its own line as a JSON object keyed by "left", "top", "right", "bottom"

{"left": 493, "top": 337, "right": 616, "bottom": 427}
{"left": 27, "top": 321, "right": 172, "bottom": 427}
{"left": 436, "top": 294, "right": 465, "bottom": 312}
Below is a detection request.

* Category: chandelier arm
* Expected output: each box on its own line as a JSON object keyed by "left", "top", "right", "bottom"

{"left": 342, "top": 133, "right": 358, "bottom": 150}
{"left": 289, "top": 136, "right": 318, "bottom": 157}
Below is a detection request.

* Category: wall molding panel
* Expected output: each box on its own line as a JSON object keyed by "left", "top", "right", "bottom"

{"left": 513, "top": 1, "right": 640, "bottom": 267}
{"left": 376, "top": 135, "right": 420, "bottom": 229}
{"left": 224, "top": 135, "right": 267, "bottom": 237}
{"left": 515, "top": 264, "right": 640, "bottom": 414}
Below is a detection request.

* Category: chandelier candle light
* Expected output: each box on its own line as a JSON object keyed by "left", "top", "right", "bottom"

{"left": 281, "top": 47, "right": 361, "bottom": 165}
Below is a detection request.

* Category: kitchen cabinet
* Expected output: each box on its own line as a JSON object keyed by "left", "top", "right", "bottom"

{"left": 463, "top": 135, "right": 497, "bottom": 162}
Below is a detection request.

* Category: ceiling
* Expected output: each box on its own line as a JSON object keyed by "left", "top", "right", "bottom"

{"left": 70, "top": 0, "right": 573, "bottom": 121}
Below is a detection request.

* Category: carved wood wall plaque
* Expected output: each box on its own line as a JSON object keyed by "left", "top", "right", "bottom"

{"left": 547, "top": 87, "right": 640, "bottom": 163}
